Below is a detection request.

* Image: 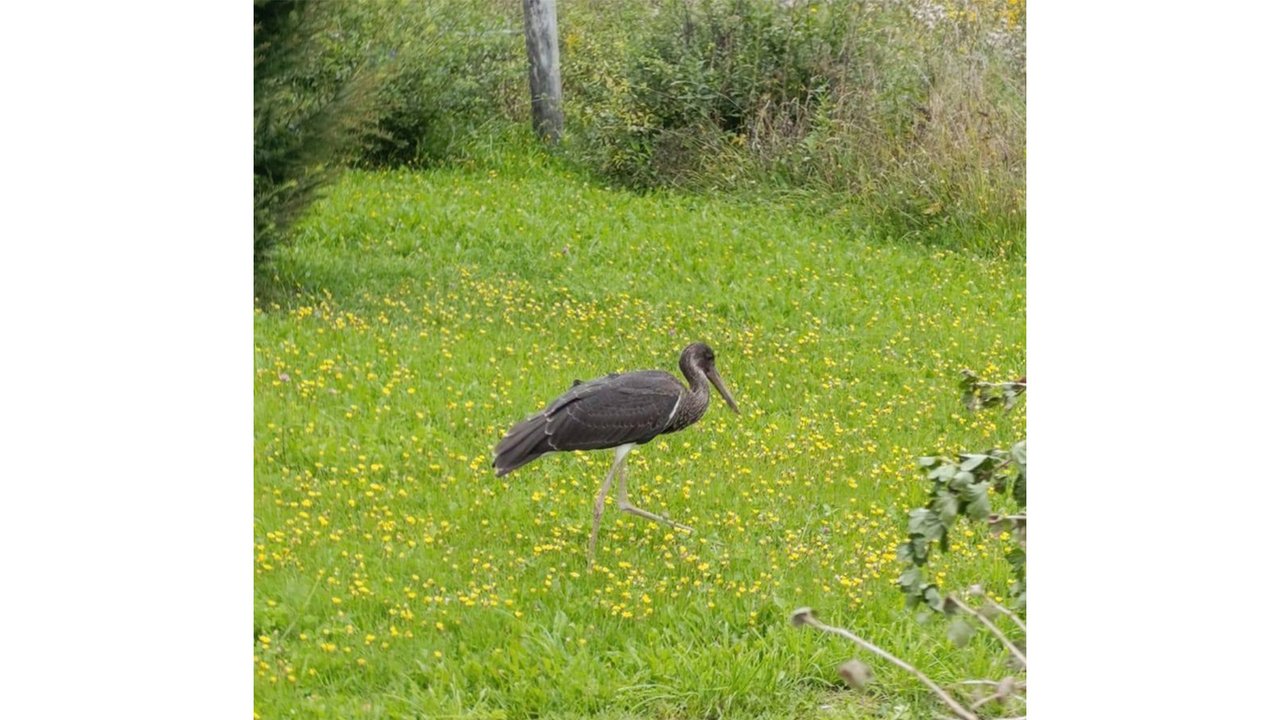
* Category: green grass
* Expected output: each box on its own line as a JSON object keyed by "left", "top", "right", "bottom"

{"left": 254, "top": 161, "right": 1025, "bottom": 719}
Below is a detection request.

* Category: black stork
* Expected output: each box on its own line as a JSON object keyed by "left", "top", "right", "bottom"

{"left": 493, "top": 342, "right": 739, "bottom": 562}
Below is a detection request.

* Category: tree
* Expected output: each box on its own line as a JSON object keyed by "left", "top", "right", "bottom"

{"left": 253, "top": 0, "right": 378, "bottom": 274}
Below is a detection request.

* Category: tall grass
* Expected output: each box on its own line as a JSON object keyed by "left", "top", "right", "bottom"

{"left": 560, "top": 0, "right": 1026, "bottom": 256}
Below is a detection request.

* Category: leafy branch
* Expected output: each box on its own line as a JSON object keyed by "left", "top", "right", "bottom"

{"left": 898, "top": 439, "right": 1026, "bottom": 611}
{"left": 789, "top": 371, "right": 1027, "bottom": 718}
{"left": 898, "top": 372, "right": 1026, "bottom": 613}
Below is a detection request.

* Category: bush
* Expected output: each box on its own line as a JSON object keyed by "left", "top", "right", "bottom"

{"left": 344, "top": 0, "right": 526, "bottom": 167}
{"left": 560, "top": 0, "right": 1025, "bottom": 255}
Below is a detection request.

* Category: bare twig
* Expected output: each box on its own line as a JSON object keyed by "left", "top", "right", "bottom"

{"left": 790, "top": 608, "right": 979, "bottom": 720}
{"left": 971, "top": 693, "right": 1002, "bottom": 710}
{"left": 966, "top": 585, "right": 1026, "bottom": 635}
{"left": 946, "top": 596, "right": 1027, "bottom": 668}
{"left": 970, "top": 676, "right": 1021, "bottom": 711}
{"left": 981, "top": 594, "right": 1027, "bottom": 635}
{"left": 957, "top": 679, "right": 1025, "bottom": 690}
{"left": 971, "top": 381, "right": 1026, "bottom": 391}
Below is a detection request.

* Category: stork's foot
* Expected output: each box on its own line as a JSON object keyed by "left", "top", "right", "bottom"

{"left": 617, "top": 501, "right": 693, "bottom": 534}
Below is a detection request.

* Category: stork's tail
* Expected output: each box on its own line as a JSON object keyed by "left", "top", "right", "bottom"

{"left": 493, "top": 416, "right": 551, "bottom": 477}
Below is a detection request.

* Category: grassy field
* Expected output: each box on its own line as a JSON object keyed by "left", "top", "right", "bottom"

{"left": 254, "top": 161, "right": 1025, "bottom": 718}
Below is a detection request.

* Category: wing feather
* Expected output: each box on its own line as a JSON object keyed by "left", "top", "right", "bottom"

{"left": 541, "top": 371, "right": 682, "bottom": 451}
{"left": 494, "top": 370, "right": 684, "bottom": 474}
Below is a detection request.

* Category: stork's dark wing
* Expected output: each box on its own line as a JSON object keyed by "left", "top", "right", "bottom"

{"left": 543, "top": 371, "right": 684, "bottom": 451}
{"left": 494, "top": 371, "right": 683, "bottom": 476}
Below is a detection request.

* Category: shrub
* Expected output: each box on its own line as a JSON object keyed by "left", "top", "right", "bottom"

{"left": 344, "top": 0, "right": 526, "bottom": 167}
{"left": 559, "top": 0, "right": 1025, "bottom": 255}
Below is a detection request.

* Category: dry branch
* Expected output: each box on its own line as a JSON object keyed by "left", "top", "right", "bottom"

{"left": 945, "top": 596, "right": 1027, "bottom": 669}
{"left": 978, "top": 593, "right": 1027, "bottom": 635}
{"left": 790, "top": 608, "right": 980, "bottom": 720}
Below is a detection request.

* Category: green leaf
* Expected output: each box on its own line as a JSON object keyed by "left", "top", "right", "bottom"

{"left": 928, "top": 463, "right": 957, "bottom": 482}
{"left": 959, "top": 480, "right": 987, "bottom": 504}
{"left": 896, "top": 542, "right": 914, "bottom": 563}
{"left": 907, "top": 508, "right": 929, "bottom": 534}
{"left": 1013, "top": 471, "right": 1026, "bottom": 508}
{"left": 908, "top": 509, "right": 945, "bottom": 542}
{"left": 922, "top": 585, "right": 945, "bottom": 612}
{"left": 942, "top": 596, "right": 961, "bottom": 614}
{"left": 1006, "top": 547, "right": 1026, "bottom": 574}
{"left": 959, "top": 482, "right": 991, "bottom": 520}
{"left": 959, "top": 454, "right": 988, "bottom": 472}
{"left": 933, "top": 491, "right": 959, "bottom": 525}
{"left": 910, "top": 537, "right": 931, "bottom": 563}
{"left": 966, "top": 491, "right": 992, "bottom": 520}
{"left": 898, "top": 566, "right": 923, "bottom": 594}
{"left": 946, "top": 616, "right": 976, "bottom": 647}
{"left": 950, "top": 470, "right": 975, "bottom": 489}
{"left": 1002, "top": 385, "right": 1023, "bottom": 410}
{"left": 918, "top": 456, "right": 939, "bottom": 468}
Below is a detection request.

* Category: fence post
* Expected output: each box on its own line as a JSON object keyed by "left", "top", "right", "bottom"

{"left": 521, "top": 0, "right": 563, "bottom": 143}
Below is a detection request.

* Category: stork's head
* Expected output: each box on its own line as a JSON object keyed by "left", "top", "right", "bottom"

{"left": 681, "top": 342, "right": 739, "bottom": 414}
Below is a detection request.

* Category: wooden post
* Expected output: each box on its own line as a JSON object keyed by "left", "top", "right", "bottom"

{"left": 521, "top": 0, "right": 563, "bottom": 143}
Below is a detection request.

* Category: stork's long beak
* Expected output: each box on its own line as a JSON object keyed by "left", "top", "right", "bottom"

{"left": 707, "top": 367, "right": 740, "bottom": 414}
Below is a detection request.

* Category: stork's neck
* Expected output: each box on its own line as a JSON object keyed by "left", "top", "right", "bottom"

{"left": 679, "top": 355, "right": 710, "bottom": 402}
{"left": 668, "top": 356, "right": 712, "bottom": 432}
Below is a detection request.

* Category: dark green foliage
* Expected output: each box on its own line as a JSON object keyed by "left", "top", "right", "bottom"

{"left": 568, "top": 0, "right": 844, "bottom": 187}
{"left": 349, "top": 1, "right": 524, "bottom": 167}
{"left": 253, "top": 0, "right": 380, "bottom": 271}
{"left": 561, "top": 0, "right": 1025, "bottom": 255}
{"left": 900, "top": 373, "right": 1027, "bottom": 612}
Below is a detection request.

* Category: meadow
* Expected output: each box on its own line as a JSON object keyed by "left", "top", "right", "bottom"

{"left": 254, "top": 159, "right": 1025, "bottom": 718}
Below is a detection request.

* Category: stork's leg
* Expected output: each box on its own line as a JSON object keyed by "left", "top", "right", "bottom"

{"left": 587, "top": 444, "right": 631, "bottom": 567}
{"left": 615, "top": 454, "right": 693, "bottom": 533}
